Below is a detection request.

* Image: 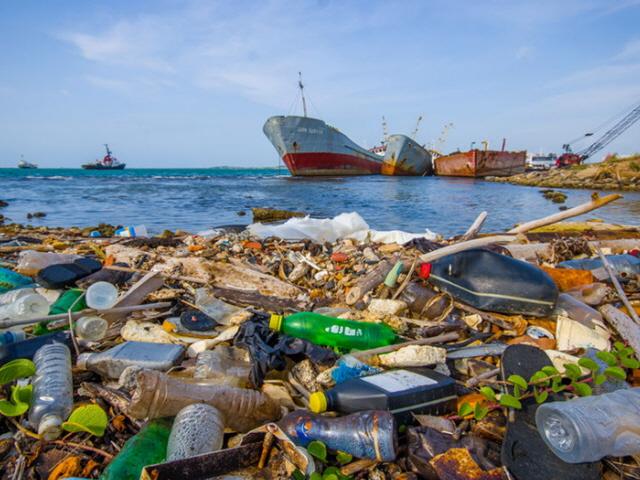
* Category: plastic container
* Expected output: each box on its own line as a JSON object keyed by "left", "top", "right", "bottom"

{"left": 85, "top": 282, "right": 118, "bottom": 310}
{"left": 0, "top": 331, "right": 72, "bottom": 363}
{"left": 269, "top": 312, "right": 397, "bottom": 351}
{"left": 75, "top": 316, "right": 109, "bottom": 341}
{"left": 77, "top": 341, "right": 185, "bottom": 379}
{"left": 553, "top": 293, "right": 603, "bottom": 327}
{"left": 16, "top": 250, "right": 81, "bottom": 276}
{"left": 0, "top": 330, "right": 26, "bottom": 345}
{"left": 115, "top": 225, "right": 148, "bottom": 238}
{"left": 100, "top": 417, "right": 172, "bottom": 480}
{"left": 309, "top": 368, "right": 456, "bottom": 423}
{"left": 279, "top": 410, "right": 397, "bottom": 461}
{"left": 193, "top": 346, "right": 251, "bottom": 387}
{"left": 536, "top": 388, "right": 640, "bottom": 463}
{"left": 128, "top": 369, "right": 281, "bottom": 432}
{"left": 166, "top": 404, "right": 224, "bottom": 461}
{"left": 28, "top": 343, "right": 73, "bottom": 440}
{"left": 194, "top": 288, "right": 244, "bottom": 325}
{"left": 48, "top": 288, "right": 87, "bottom": 315}
{"left": 0, "top": 268, "right": 33, "bottom": 293}
{"left": 565, "top": 283, "right": 609, "bottom": 306}
{"left": 421, "top": 249, "right": 558, "bottom": 317}
{"left": 0, "top": 289, "right": 49, "bottom": 323}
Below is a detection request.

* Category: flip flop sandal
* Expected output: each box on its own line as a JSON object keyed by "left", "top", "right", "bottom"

{"left": 36, "top": 258, "right": 102, "bottom": 289}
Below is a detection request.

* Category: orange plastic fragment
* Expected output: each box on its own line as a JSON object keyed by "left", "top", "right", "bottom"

{"left": 48, "top": 456, "right": 83, "bottom": 480}
{"left": 541, "top": 266, "right": 595, "bottom": 292}
{"left": 330, "top": 252, "right": 349, "bottom": 263}
{"left": 430, "top": 448, "right": 506, "bottom": 480}
{"left": 243, "top": 241, "right": 262, "bottom": 250}
{"left": 188, "top": 245, "right": 205, "bottom": 252}
{"left": 102, "top": 255, "right": 116, "bottom": 267}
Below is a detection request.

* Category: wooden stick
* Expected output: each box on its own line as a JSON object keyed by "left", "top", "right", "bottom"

{"left": 600, "top": 304, "right": 640, "bottom": 361}
{"left": 391, "top": 258, "right": 417, "bottom": 300}
{"left": 460, "top": 211, "right": 488, "bottom": 241}
{"left": 340, "top": 459, "right": 378, "bottom": 476}
{"left": 466, "top": 368, "right": 500, "bottom": 388}
{"left": 346, "top": 258, "right": 394, "bottom": 305}
{"left": 596, "top": 247, "right": 640, "bottom": 325}
{"left": 508, "top": 193, "right": 622, "bottom": 234}
{"left": 418, "top": 235, "right": 516, "bottom": 264}
{"left": 105, "top": 265, "right": 208, "bottom": 285}
{"left": 350, "top": 332, "right": 459, "bottom": 359}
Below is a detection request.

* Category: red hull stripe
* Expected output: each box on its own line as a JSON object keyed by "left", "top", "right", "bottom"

{"left": 283, "top": 152, "right": 382, "bottom": 176}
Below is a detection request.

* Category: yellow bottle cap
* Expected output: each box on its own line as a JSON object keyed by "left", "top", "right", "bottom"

{"left": 309, "top": 392, "right": 328, "bottom": 413}
{"left": 269, "top": 314, "right": 283, "bottom": 331}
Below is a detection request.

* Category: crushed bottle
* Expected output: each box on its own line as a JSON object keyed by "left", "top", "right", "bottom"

{"left": 166, "top": 403, "right": 224, "bottom": 461}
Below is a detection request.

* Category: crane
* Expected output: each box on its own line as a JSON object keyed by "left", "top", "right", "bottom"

{"left": 411, "top": 116, "right": 423, "bottom": 139}
{"left": 556, "top": 100, "right": 640, "bottom": 167}
{"left": 381, "top": 116, "right": 389, "bottom": 142}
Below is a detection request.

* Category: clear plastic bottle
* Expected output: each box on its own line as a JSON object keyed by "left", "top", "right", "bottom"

{"left": 0, "top": 289, "right": 50, "bottom": 325}
{"left": 74, "top": 316, "right": 108, "bottom": 341}
{"left": 28, "top": 343, "right": 73, "bottom": 440}
{"left": 535, "top": 388, "right": 640, "bottom": 463}
{"left": 166, "top": 403, "right": 224, "bottom": 460}
{"left": 565, "top": 283, "right": 609, "bottom": 306}
{"left": 128, "top": 369, "right": 281, "bottom": 432}
{"left": 16, "top": 251, "right": 81, "bottom": 276}
{"left": 193, "top": 346, "right": 251, "bottom": 387}
{"left": 553, "top": 293, "right": 603, "bottom": 327}
{"left": 194, "top": 288, "right": 244, "bottom": 325}
{"left": 85, "top": 281, "right": 118, "bottom": 310}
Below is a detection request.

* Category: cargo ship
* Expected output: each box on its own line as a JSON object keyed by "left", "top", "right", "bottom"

{"left": 434, "top": 149, "right": 526, "bottom": 177}
{"left": 262, "top": 75, "right": 383, "bottom": 176}
{"left": 82, "top": 144, "right": 126, "bottom": 170}
{"left": 381, "top": 134, "right": 433, "bottom": 176}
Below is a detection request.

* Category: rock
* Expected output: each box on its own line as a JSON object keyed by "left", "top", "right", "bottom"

{"left": 362, "top": 247, "right": 380, "bottom": 263}
{"left": 0, "top": 200, "right": 8, "bottom": 208}
{"left": 26, "top": 212, "right": 46, "bottom": 219}
{"left": 375, "top": 345, "right": 447, "bottom": 367}
{"left": 237, "top": 210, "right": 247, "bottom": 216}
{"left": 251, "top": 207, "right": 305, "bottom": 223}
{"left": 368, "top": 298, "right": 408, "bottom": 316}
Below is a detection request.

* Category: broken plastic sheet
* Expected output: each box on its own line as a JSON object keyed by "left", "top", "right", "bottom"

{"left": 246, "top": 212, "right": 438, "bottom": 244}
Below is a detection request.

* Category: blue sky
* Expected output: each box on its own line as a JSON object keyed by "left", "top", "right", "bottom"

{"left": 1, "top": 0, "right": 639, "bottom": 168}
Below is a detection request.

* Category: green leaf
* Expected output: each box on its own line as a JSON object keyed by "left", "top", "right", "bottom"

{"left": 563, "top": 363, "right": 582, "bottom": 380}
{"left": 458, "top": 402, "right": 473, "bottom": 418}
{"left": 513, "top": 384, "right": 522, "bottom": 398}
{"left": 479, "top": 386, "right": 496, "bottom": 402}
{"left": 596, "top": 351, "right": 617, "bottom": 367}
{"left": 292, "top": 470, "right": 305, "bottom": 480}
{"left": 336, "top": 451, "right": 353, "bottom": 465}
{"left": 614, "top": 341, "right": 626, "bottom": 352}
{"left": 620, "top": 356, "right": 640, "bottom": 369}
{"left": 594, "top": 374, "right": 607, "bottom": 385}
{"left": 0, "top": 359, "right": 36, "bottom": 385}
{"left": 534, "top": 389, "right": 549, "bottom": 404}
{"left": 619, "top": 346, "right": 635, "bottom": 358}
{"left": 572, "top": 382, "right": 592, "bottom": 397}
{"left": 0, "top": 385, "right": 32, "bottom": 417}
{"left": 474, "top": 403, "right": 489, "bottom": 421}
{"left": 577, "top": 357, "right": 600, "bottom": 372}
{"left": 604, "top": 366, "right": 627, "bottom": 381}
{"left": 11, "top": 384, "right": 32, "bottom": 405}
{"left": 508, "top": 374, "right": 528, "bottom": 391}
{"left": 61, "top": 404, "right": 108, "bottom": 437}
{"left": 310, "top": 473, "right": 323, "bottom": 480}
{"left": 307, "top": 440, "right": 327, "bottom": 462}
{"left": 541, "top": 366, "right": 559, "bottom": 377}
{"left": 499, "top": 394, "right": 522, "bottom": 409}
{"left": 529, "top": 371, "right": 549, "bottom": 385}
{"left": 551, "top": 378, "right": 566, "bottom": 393}
{"left": 323, "top": 475, "right": 338, "bottom": 480}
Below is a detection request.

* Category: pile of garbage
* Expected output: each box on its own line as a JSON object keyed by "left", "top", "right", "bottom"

{"left": 0, "top": 197, "right": 639, "bottom": 480}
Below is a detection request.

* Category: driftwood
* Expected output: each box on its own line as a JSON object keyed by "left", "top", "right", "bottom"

{"left": 103, "top": 271, "right": 166, "bottom": 323}
{"left": 346, "top": 258, "right": 394, "bottom": 305}
{"left": 208, "top": 286, "right": 307, "bottom": 312}
{"left": 350, "top": 332, "right": 459, "bottom": 359}
{"left": 600, "top": 304, "right": 640, "bottom": 361}
{"left": 508, "top": 193, "right": 622, "bottom": 234}
{"left": 505, "top": 239, "right": 640, "bottom": 262}
{"left": 418, "top": 235, "right": 516, "bottom": 264}
{"left": 460, "top": 211, "right": 488, "bottom": 242}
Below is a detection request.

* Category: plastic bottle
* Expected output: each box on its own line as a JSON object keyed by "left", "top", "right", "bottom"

{"left": 269, "top": 312, "right": 397, "bottom": 351}
{"left": 28, "top": 343, "right": 73, "bottom": 440}
{"left": 75, "top": 316, "right": 109, "bottom": 342}
{"left": 559, "top": 254, "right": 640, "bottom": 281}
{"left": 565, "top": 283, "right": 609, "bottom": 306}
{"left": 398, "top": 282, "right": 451, "bottom": 318}
{"left": 279, "top": 410, "right": 397, "bottom": 461}
{"left": 0, "top": 267, "right": 33, "bottom": 293}
{"left": 48, "top": 288, "right": 87, "bottom": 315}
{"left": 16, "top": 250, "right": 81, "bottom": 276}
{"left": 193, "top": 346, "right": 251, "bottom": 387}
{"left": 309, "top": 368, "right": 456, "bottom": 423}
{"left": 535, "top": 388, "right": 640, "bottom": 463}
{"left": 0, "top": 331, "right": 72, "bottom": 363}
{"left": 0, "top": 330, "right": 26, "bottom": 345}
{"left": 85, "top": 282, "right": 118, "bottom": 310}
{"left": 77, "top": 341, "right": 185, "bottom": 379}
{"left": 100, "top": 417, "right": 172, "bottom": 480}
{"left": 128, "top": 369, "right": 281, "bottom": 432}
{"left": 0, "top": 289, "right": 49, "bottom": 323}
{"left": 553, "top": 293, "right": 603, "bottom": 327}
{"left": 194, "top": 288, "right": 244, "bottom": 325}
{"left": 420, "top": 249, "right": 558, "bottom": 317}
{"left": 166, "top": 404, "right": 224, "bottom": 461}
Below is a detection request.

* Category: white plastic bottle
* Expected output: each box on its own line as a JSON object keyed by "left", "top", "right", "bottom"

{"left": 166, "top": 403, "right": 224, "bottom": 460}
{"left": 536, "top": 388, "right": 640, "bottom": 463}
{"left": 75, "top": 316, "right": 108, "bottom": 341}
{"left": 0, "top": 289, "right": 50, "bottom": 324}
{"left": 16, "top": 251, "right": 81, "bottom": 276}
{"left": 85, "top": 282, "right": 118, "bottom": 310}
{"left": 28, "top": 343, "right": 74, "bottom": 440}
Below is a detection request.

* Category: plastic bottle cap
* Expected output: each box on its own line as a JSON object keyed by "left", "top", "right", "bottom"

{"left": 269, "top": 314, "right": 283, "bottom": 331}
{"left": 309, "top": 392, "right": 327, "bottom": 413}
{"left": 76, "top": 352, "right": 92, "bottom": 370}
{"left": 38, "top": 414, "right": 63, "bottom": 441}
{"left": 418, "top": 263, "right": 432, "bottom": 279}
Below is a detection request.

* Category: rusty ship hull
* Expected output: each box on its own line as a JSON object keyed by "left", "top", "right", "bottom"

{"left": 381, "top": 134, "right": 433, "bottom": 176}
{"left": 434, "top": 149, "right": 526, "bottom": 177}
{"left": 263, "top": 115, "right": 383, "bottom": 176}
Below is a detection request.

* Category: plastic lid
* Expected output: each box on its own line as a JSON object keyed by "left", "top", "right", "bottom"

{"left": 418, "top": 263, "right": 432, "bottom": 280}
{"left": 76, "top": 352, "right": 93, "bottom": 370}
{"left": 269, "top": 314, "right": 283, "bottom": 331}
{"left": 309, "top": 392, "right": 327, "bottom": 413}
{"left": 38, "top": 414, "right": 63, "bottom": 441}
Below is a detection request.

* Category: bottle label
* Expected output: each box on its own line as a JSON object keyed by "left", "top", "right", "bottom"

{"left": 324, "top": 325, "right": 363, "bottom": 337}
{"left": 361, "top": 370, "right": 437, "bottom": 393}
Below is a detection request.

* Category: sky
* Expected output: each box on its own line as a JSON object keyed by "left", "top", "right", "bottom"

{"left": 1, "top": 0, "right": 640, "bottom": 168}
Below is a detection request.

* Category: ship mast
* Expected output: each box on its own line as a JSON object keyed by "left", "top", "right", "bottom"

{"left": 104, "top": 144, "right": 112, "bottom": 156}
{"left": 298, "top": 72, "right": 308, "bottom": 118}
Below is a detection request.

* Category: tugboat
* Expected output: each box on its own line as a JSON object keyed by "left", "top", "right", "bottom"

{"left": 17, "top": 155, "right": 38, "bottom": 169}
{"left": 82, "top": 144, "right": 126, "bottom": 170}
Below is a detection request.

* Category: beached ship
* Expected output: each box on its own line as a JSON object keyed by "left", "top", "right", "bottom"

{"left": 82, "top": 144, "right": 126, "bottom": 170}
{"left": 17, "top": 156, "right": 38, "bottom": 169}
{"left": 381, "top": 134, "right": 433, "bottom": 176}
{"left": 262, "top": 76, "right": 383, "bottom": 176}
{"left": 434, "top": 149, "right": 526, "bottom": 177}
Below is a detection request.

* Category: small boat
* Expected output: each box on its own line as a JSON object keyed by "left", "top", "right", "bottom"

{"left": 381, "top": 134, "right": 433, "bottom": 176}
{"left": 82, "top": 144, "right": 126, "bottom": 170}
{"left": 17, "top": 155, "right": 38, "bottom": 169}
{"left": 434, "top": 148, "right": 526, "bottom": 177}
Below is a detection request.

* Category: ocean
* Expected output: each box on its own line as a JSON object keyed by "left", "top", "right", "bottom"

{"left": 1, "top": 168, "right": 639, "bottom": 237}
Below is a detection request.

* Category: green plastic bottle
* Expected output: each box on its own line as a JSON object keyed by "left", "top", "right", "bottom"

{"left": 49, "top": 288, "right": 87, "bottom": 315}
{"left": 269, "top": 312, "right": 397, "bottom": 350}
{"left": 100, "top": 418, "right": 172, "bottom": 480}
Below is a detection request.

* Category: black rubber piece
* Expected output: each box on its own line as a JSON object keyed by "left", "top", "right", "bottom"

{"left": 36, "top": 258, "right": 102, "bottom": 289}
{"left": 500, "top": 345, "right": 601, "bottom": 480}
{"left": 179, "top": 310, "right": 218, "bottom": 332}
